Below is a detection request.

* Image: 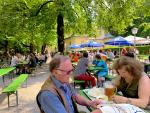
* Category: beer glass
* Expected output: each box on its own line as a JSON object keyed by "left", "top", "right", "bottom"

{"left": 104, "top": 81, "right": 117, "bottom": 101}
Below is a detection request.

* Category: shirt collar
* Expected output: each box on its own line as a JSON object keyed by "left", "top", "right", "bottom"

{"left": 51, "top": 76, "right": 67, "bottom": 90}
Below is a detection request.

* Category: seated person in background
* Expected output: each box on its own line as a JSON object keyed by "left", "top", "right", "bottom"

{"left": 29, "top": 53, "right": 37, "bottom": 68}
{"left": 99, "top": 50, "right": 107, "bottom": 61}
{"left": 92, "top": 54, "right": 108, "bottom": 87}
{"left": 10, "top": 53, "right": 19, "bottom": 67}
{"left": 121, "top": 47, "right": 127, "bottom": 56}
{"left": 38, "top": 53, "right": 45, "bottom": 66}
{"left": 114, "top": 50, "right": 119, "bottom": 58}
{"left": 125, "top": 46, "right": 135, "bottom": 58}
{"left": 11, "top": 53, "right": 22, "bottom": 74}
{"left": 37, "top": 55, "right": 102, "bottom": 113}
{"left": 125, "top": 52, "right": 135, "bottom": 58}
{"left": 71, "top": 52, "right": 79, "bottom": 62}
{"left": 74, "top": 52, "right": 96, "bottom": 88}
{"left": 112, "top": 56, "right": 150, "bottom": 110}
{"left": 25, "top": 53, "right": 37, "bottom": 73}
{"left": 106, "top": 49, "right": 115, "bottom": 60}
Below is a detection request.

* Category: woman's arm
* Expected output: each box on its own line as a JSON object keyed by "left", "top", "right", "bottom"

{"left": 113, "top": 74, "right": 150, "bottom": 108}
{"left": 129, "top": 74, "right": 150, "bottom": 108}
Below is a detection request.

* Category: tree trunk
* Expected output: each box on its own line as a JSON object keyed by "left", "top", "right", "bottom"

{"left": 4, "top": 39, "right": 8, "bottom": 56}
{"left": 30, "top": 43, "right": 34, "bottom": 53}
{"left": 57, "top": 13, "right": 64, "bottom": 53}
{"left": 41, "top": 43, "right": 46, "bottom": 54}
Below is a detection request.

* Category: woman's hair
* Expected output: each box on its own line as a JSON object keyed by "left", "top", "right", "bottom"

{"left": 95, "top": 54, "right": 101, "bottom": 59}
{"left": 128, "top": 46, "right": 135, "bottom": 52}
{"left": 113, "top": 56, "right": 144, "bottom": 79}
{"left": 49, "top": 55, "right": 70, "bottom": 72}
{"left": 107, "top": 49, "right": 111, "bottom": 52}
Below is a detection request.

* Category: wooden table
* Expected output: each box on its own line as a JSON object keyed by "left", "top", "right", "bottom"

{"left": 71, "top": 62, "right": 78, "bottom": 69}
{"left": 88, "top": 66, "right": 103, "bottom": 71}
{"left": 17, "top": 61, "right": 29, "bottom": 74}
{"left": 79, "top": 89, "right": 149, "bottom": 113}
{"left": 78, "top": 90, "right": 93, "bottom": 111}
{"left": 87, "top": 66, "right": 103, "bottom": 76}
{"left": 2, "top": 74, "right": 28, "bottom": 107}
{"left": 0, "top": 67, "right": 16, "bottom": 83}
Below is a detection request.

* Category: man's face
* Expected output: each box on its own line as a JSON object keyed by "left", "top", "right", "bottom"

{"left": 53, "top": 59, "right": 73, "bottom": 84}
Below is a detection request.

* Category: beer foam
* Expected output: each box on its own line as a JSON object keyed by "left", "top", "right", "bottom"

{"left": 107, "top": 85, "right": 114, "bottom": 88}
{"left": 104, "top": 84, "right": 114, "bottom": 88}
{"left": 104, "top": 81, "right": 114, "bottom": 88}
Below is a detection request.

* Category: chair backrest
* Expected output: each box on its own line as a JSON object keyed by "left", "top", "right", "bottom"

{"left": 36, "top": 92, "right": 45, "bottom": 113}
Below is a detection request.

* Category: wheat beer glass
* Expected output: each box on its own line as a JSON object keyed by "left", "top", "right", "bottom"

{"left": 104, "top": 81, "right": 116, "bottom": 101}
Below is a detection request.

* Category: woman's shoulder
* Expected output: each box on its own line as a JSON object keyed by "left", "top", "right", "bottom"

{"left": 139, "top": 72, "right": 150, "bottom": 84}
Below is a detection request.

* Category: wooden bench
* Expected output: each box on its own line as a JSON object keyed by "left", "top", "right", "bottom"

{"left": 74, "top": 79, "right": 85, "bottom": 89}
{"left": 0, "top": 67, "right": 16, "bottom": 84}
{"left": 2, "top": 74, "right": 28, "bottom": 107}
{"left": 105, "top": 74, "right": 116, "bottom": 81}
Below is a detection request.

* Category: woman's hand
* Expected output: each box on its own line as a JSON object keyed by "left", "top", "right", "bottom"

{"left": 112, "top": 95, "right": 127, "bottom": 104}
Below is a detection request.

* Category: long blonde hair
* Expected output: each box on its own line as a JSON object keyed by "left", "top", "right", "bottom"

{"left": 113, "top": 56, "right": 144, "bottom": 79}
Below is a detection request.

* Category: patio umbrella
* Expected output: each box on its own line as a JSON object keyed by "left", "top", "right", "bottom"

{"left": 80, "top": 43, "right": 88, "bottom": 48}
{"left": 124, "top": 35, "right": 150, "bottom": 45}
{"left": 68, "top": 44, "right": 81, "bottom": 49}
{"left": 104, "top": 36, "right": 133, "bottom": 46}
{"left": 87, "top": 41, "right": 104, "bottom": 47}
{"left": 80, "top": 41, "right": 103, "bottom": 48}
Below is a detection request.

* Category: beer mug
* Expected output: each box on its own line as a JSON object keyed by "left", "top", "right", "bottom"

{"left": 104, "top": 81, "right": 117, "bottom": 101}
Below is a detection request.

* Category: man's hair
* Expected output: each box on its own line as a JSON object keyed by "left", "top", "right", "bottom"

{"left": 83, "top": 51, "right": 88, "bottom": 58}
{"left": 125, "top": 52, "right": 135, "bottom": 58}
{"left": 49, "top": 55, "right": 70, "bottom": 72}
{"left": 113, "top": 56, "right": 144, "bottom": 79}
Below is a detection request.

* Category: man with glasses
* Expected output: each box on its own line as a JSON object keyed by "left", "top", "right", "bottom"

{"left": 37, "top": 55, "right": 102, "bottom": 113}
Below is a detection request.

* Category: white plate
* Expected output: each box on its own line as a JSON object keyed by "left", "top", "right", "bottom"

{"left": 84, "top": 88, "right": 106, "bottom": 99}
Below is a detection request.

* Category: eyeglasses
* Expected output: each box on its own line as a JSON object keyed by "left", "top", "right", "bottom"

{"left": 56, "top": 69, "right": 73, "bottom": 75}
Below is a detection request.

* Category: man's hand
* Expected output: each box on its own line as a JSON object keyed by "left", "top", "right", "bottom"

{"left": 88, "top": 99, "right": 103, "bottom": 109}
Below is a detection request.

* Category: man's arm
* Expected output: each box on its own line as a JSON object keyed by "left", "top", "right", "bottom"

{"left": 74, "top": 94, "right": 103, "bottom": 113}
{"left": 74, "top": 94, "right": 91, "bottom": 106}
{"left": 75, "top": 94, "right": 103, "bottom": 108}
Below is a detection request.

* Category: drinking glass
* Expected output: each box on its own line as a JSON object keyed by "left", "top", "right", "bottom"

{"left": 104, "top": 81, "right": 117, "bottom": 101}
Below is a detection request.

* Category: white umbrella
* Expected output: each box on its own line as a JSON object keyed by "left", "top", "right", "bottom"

{"left": 125, "top": 36, "right": 150, "bottom": 44}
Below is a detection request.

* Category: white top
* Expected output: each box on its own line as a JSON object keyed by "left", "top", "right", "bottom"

{"left": 11, "top": 56, "right": 19, "bottom": 66}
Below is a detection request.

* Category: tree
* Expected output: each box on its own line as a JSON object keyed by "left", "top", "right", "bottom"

{"left": 0, "top": 0, "right": 149, "bottom": 55}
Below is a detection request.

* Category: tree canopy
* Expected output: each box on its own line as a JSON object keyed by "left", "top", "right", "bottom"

{"left": 0, "top": 0, "right": 149, "bottom": 54}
